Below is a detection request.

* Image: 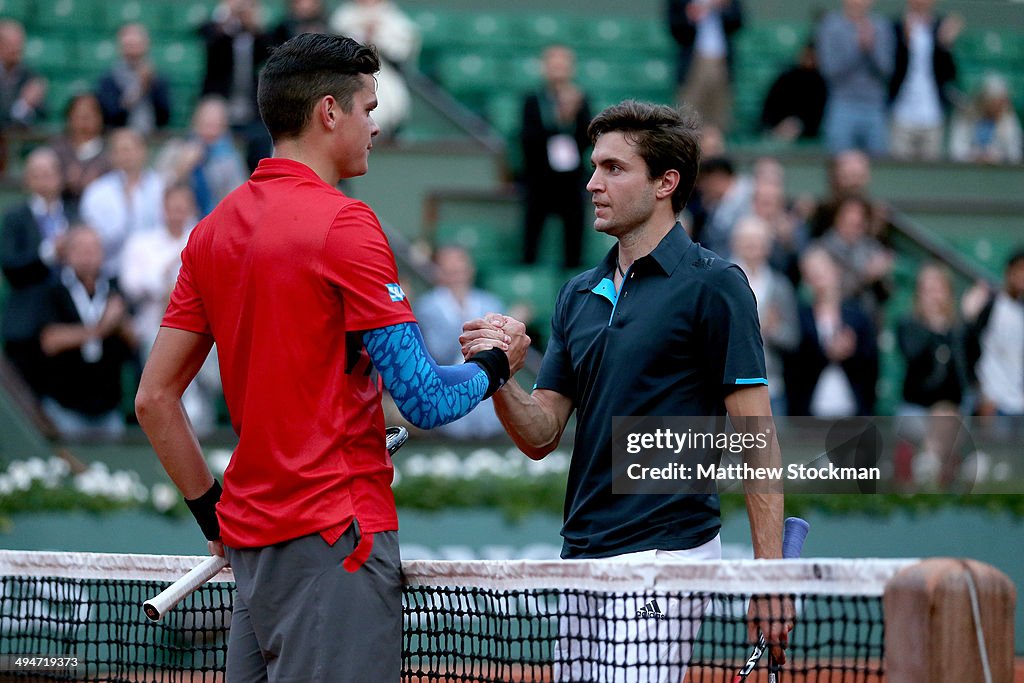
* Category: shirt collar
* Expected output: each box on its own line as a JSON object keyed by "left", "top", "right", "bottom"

{"left": 29, "top": 194, "right": 62, "bottom": 217}
{"left": 576, "top": 222, "right": 694, "bottom": 291}
{"left": 250, "top": 158, "right": 338, "bottom": 191}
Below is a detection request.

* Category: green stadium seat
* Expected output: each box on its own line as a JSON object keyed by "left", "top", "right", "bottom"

{"left": 461, "top": 13, "right": 518, "bottom": 47}
{"left": 505, "top": 55, "right": 542, "bottom": 90}
{"left": 522, "top": 13, "right": 579, "bottom": 47}
{"left": 435, "top": 52, "right": 505, "bottom": 97}
{"left": 485, "top": 91, "right": 523, "bottom": 139}
{"left": 479, "top": 265, "right": 563, "bottom": 321}
{"left": 0, "top": 0, "right": 31, "bottom": 23}
{"left": 152, "top": 38, "right": 205, "bottom": 87}
{"left": 33, "top": 0, "right": 103, "bottom": 32}
{"left": 76, "top": 37, "right": 117, "bottom": 74}
{"left": 434, "top": 222, "right": 521, "bottom": 273}
{"left": 24, "top": 35, "right": 74, "bottom": 72}
{"left": 167, "top": 0, "right": 213, "bottom": 34}
{"left": 410, "top": 8, "right": 458, "bottom": 51}
{"left": 46, "top": 76, "right": 94, "bottom": 119}
{"left": 105, "top": 0, "right": 166, "bottom": 31}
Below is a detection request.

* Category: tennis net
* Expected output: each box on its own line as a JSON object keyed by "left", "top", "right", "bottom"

{"left": 0, "top": 551, "right": 915, "bottom": 682}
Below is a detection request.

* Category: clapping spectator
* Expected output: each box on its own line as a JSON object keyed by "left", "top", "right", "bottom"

{"left": 668, "top": 0, "right": 744, "bottom": 131}
{"left": 950, "top": 74, "right": 1023, "bottom": 165}
{"left": 79, "top": 128, "right": 164, "bottom": 277}
{"left": 817, "top": 0, "right": 895, "bottom": 155}
{"left": 38, "top": 226, "right": 136, "bottom": 439}
{"left": 808, "top": 150, "right": 894, "bottom": 243}
{"left": 895, "top": 265, "right": 970, "bottom": 489}
{"left": 96, "top": 23, "right": 171, "bottom": 134}
{"left": 330, "top": 0, "right": 420, "bottom": 137}
{"left": 156, "top": 96, "right": 247, "bottom": 216}
{"left": 815, "top": 194, "right": 894, "bottom": 321}
{"left": 413, "top": 245, "right": 506, "bottom": 439}
{"left": 897, "top": 263, "right": 968, "bottom": 414}
{"left": 0, "top": 19, "right": 45, "bottom": 128}
{"left": 760, "top": 41, "right": 828, "bottom": 142}
{"left": 50, "top": 93, "right": 112, "bottom": 207}
{"left": 1, "top": 148, "right": 76, "bottom": 396}
{"left": 889, "top": 0, "right": 962, "bottom": 160}
{"left": 965, "top": 250, "right": 1024, "bottom": 420}
{"left": 520, "top": 44, "right": 591, "bottom": 270}
{"left": 200, "top": 0, "right": 273, "bottom": 169}
{"left": 750, "top": 180, "right": 807, "bottom": 285}
{"left": 786, "top": 246, "right": 878, "bottom": 417}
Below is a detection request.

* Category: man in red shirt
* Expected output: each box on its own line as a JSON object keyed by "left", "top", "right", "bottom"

{"left": 135, "top": 34, "right": 528, "bottom": 681}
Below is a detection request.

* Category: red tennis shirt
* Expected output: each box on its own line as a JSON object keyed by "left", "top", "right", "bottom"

{"left": 162, "top": 158, "right": 416, "bottom": 548}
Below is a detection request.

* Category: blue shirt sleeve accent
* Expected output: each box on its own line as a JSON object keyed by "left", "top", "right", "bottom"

{"left": 363, "top": 323, "right": 489, "bottom": 430}
{"left": 735, "top": 378, "right": 769, "bottom": 385}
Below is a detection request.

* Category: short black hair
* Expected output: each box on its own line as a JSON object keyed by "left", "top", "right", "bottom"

{"left": 588, "top": 100, "right": 702, "bottom": 214}
{"left": 257, "top": 33, "right": 380, "bottom": 142}
{"left": 1007, "top": 248, "right": 1024, "bottom": 271}
{"left": 699, "top": 155, "right": 735, "bottom": 177}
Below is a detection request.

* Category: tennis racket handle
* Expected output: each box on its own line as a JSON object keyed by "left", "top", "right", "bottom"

{"left": 143, "top": 555, "right": 229, "bottom": 622}
{"left": 782, "top": 517, "right": 809, "bottom": 559}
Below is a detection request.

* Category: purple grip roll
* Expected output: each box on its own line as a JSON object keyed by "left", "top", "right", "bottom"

{"left": 782, "top": 517, "right": 810, "bottom": 559}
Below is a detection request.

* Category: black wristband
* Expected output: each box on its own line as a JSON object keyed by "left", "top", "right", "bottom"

{"left": 467, "top": 348, "right": 510, "bottom": 399}
{"left": 184, "top": 480, "right": 222, "bottom": 541}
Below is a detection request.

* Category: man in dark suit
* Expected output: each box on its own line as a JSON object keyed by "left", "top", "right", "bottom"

{"left": 667, "top": 0, "right": 743, "bottom": 131}
{"left": 95, "top": 23, "right": 172, "bottom": 134}
{"left": 1, "top": 147, "right": 77, "bottom": 396}
{"left": 199, "top": 0, "right": 273, "bottom": 170}
{"left": 520, "top": 45, "right": 591, "bottom": 270}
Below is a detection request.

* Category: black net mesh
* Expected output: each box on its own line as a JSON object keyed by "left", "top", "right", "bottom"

{"left": 0, "top": 558, "right": 892, "bottom": 683}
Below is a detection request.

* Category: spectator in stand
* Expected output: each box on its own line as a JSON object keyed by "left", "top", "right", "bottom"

{"left": 815, "top": 194, "right": 894, "bottom": 322}
{"left": 520, "top": 44, "right": 591, "bottom": 270}
{"left": 760, "top": 41, "right": 828, "bottom": 142}
{"left": 786, "top": 246, "right": 878, "bottom": 417}
{"left": 1, "top": 148, "right": 76, "bottom": 396}
{"left": 808, "top": 149, "right": 894, "bottom": 243}
{"left": 38, "top": 226, "right": 136, "bottom": 439}
{"left": 964, "top": 249, "right": 1024, "bottom": 420}
{"left": 750, "top": 180, "right": 807, "bottom": 286}
{"left": 0, "top": 20, "right": 46, "bottom": 173}
{"left": 200, "top": 0, "right": 273, "bottom": 170}
{"left": 889, "top": 0, "right": 962, "bottom": 160}
{"left": 895, "top": 264, "right": 970, "bottom": 489}
{"left": 79, "top": 128, "right": 164, "bottom": 278}
{"left": 96, "top": 23, "right": 171, "bottom": 135}
{"left": 817, "top": 0, "right": 895, "bottom": 155}
{"left": 692, "top": 155, "right": 752, "bottom": 257}
{"left": 0, "top": 19, "right": 45, "bottom": 128}
{"left": 950, "top": 74, "right": 1023, "bottom": 165}
{"left": 898, "top": 263, "right": 968, "bottom": 414}
{"left": 120, "top": 184, "right": 221, "bottom": 436}
{"left": 50, "top": 93, "right": 111, "bottom": 208}
{"left": 269, "top": 0, "right": 329, "bottom": 45}
{"left": 329, "top": 0, "right": 420, "bottom": 138}
{"left": 731, "top": 216, "right": 800, "bottom": 416}
{"left": 667, "top": 0, "right": 743, "bottom": 132}
{"left": 156, "top": 96, "right": 247, "bottom": 216}
{"left": 414, "top": 245, "right": 506, "bottom": 439}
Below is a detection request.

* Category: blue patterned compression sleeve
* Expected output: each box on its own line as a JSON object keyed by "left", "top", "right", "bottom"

{"left": 363, "top": 323, "right": 489, "bottom": 430}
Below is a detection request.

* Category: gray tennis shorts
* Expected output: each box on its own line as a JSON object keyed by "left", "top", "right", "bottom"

{"left": 224, "top": 524, "right": 402, "bottom": 683}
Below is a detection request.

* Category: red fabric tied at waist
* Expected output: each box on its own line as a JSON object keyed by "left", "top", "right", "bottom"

{"left": 342, "top": 530, "right": 374, "bottom": 572}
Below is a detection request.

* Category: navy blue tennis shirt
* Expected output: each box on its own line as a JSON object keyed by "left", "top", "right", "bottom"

{"left": 535, "top": 223, "right": 768, "bottom": 559}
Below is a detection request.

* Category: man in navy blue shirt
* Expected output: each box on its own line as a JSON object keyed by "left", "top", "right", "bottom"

{"left": 463, "top": 100, "right": 792, "bottom": 681}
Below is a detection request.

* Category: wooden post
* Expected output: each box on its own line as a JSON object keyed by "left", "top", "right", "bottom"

{"left": 884, "top": 558, "right": 1016, "bottom": 682}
